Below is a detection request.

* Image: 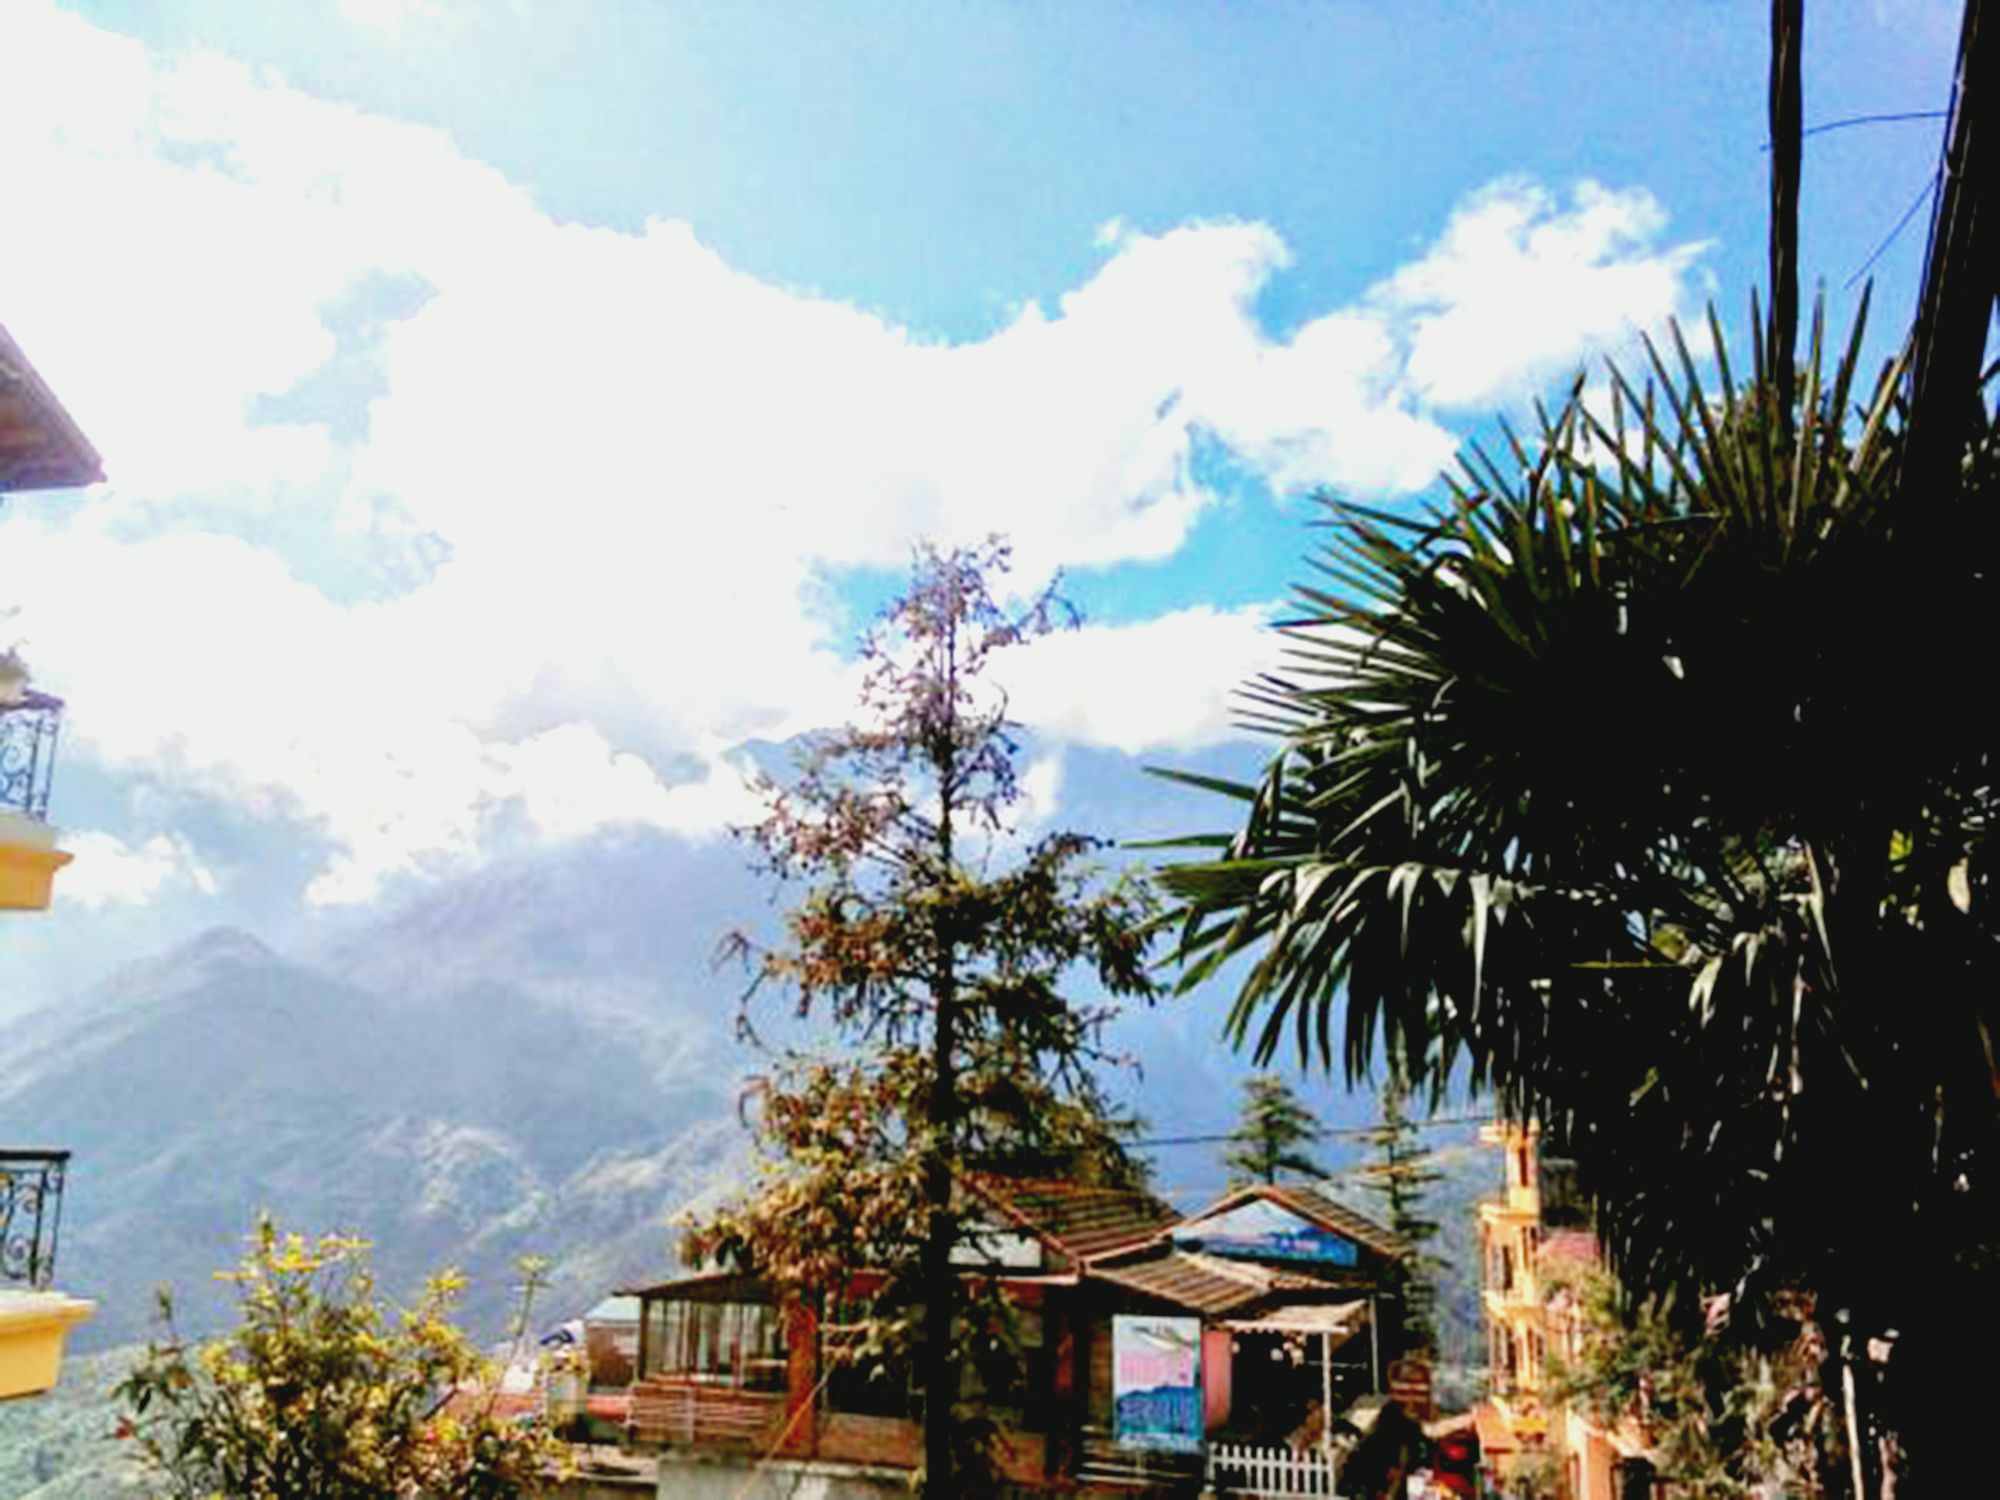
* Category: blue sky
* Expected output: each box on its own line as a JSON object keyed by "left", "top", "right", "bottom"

{"left": 0, "top": 0, "right": 1969, "bottom": 1003}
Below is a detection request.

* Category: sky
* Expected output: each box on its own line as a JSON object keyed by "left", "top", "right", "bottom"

{"left": 0, "top": 0, "right": 1968, "bottom": 1003}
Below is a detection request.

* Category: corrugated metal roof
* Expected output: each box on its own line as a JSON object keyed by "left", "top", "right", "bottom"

{"left": 1085, "top": 1248, "right": 1338, "bottom": 1316}
{"left": 1220, "top": 1299, "right": 1367, "bottom": 1335}
{"left": 620, "top": 1269, "right": 771, "bottom": 1302}
{"left": 965, "top": 1173, "right": 1180, "bottom": 1263}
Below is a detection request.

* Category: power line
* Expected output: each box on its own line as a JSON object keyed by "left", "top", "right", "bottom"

{"left": 1132, "top": 1112, "right": 1490, "bottom": 1149}
{"left": 1761, "top": 109, "right": 1948, "bottom": 150}
{"left": 1846, "top": 175, "right": 1942, "bottom": 289}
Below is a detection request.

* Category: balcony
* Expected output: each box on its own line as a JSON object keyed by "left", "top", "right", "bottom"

{"left": 0, "top": 1150, "right": 93, "bottom": 1399}
{"left": 0, "top": 689, "right": 70, "bottom": 911}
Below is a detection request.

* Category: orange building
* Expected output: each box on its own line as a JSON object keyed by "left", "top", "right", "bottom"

{"left": 1474, "top": 1125, "right": 1663, "bottom": 1500}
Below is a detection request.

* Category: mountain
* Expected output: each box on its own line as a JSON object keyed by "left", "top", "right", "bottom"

{"left": 0, "top": 830, "right": 768, "bottom": 1349}
{"left": 0, "top": 1347, "right": 144, "bottom": 1498}
{"left": 0, "top": 775, "right": 1497, "bottom": 1376}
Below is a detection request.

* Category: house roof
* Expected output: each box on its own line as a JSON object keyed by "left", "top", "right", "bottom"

{"left": 1539, "top": 1229, "right": 1600, "bottom": 1269}
{"left": 1084, "top": 1247, "right": 1339, "bottom": 1317}
{"left": 963, "top": 1173, "right": 1180, "bottom": 1263}
{"left": 620, "top": 1269, "right": 771, "bottom": 1303}
{"left": 0, "top": 324, "right": 101, "bottom": 494}
{"left": 1220, "top": 1299, "right": 1368, "bottom": 1336}
{"left": 618, "top": 1174, "right": 1173, "bottom": 1304}
{"left": 1178, "top": 1181, "right": 1407, "bottom": 1261}
{"left": 587, "top": 1294, "right": 641, "bottom": 1324}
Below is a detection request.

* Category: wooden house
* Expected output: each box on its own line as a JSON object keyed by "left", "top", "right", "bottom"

{"left": 622, "top": 1176, "right": 1411, "bottom": 1496}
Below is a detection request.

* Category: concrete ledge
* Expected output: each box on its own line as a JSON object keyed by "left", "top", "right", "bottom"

{"left": 0, "top": 1290, "right": 95, "bottom": 1400}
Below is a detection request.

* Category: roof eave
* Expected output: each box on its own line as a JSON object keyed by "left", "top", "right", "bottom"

{"left": 0, "top": 323, "right": 104, "bottom": 494}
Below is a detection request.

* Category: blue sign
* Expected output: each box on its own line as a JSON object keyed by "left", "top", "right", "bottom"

{"left": 1173, "top": 1201, "right": 1361, "bottom": 1267}
{"left": 1112, "top": 1315, "right": 1204, "bottom": 1453}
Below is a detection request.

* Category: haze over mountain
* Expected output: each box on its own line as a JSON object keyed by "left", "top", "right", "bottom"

{"left": 2, "top": 742, "right": 1485, "bottom": 1361}
{"left": 0, "top": 828, "right": 759, "bottom": 1350}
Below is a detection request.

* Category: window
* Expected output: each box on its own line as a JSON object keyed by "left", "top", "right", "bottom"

{"left": 823, "top": 1297, "right": 915, "bottom": 1418}
{"left": 641, "top": 1299, "right": 786, "bottom": 1391}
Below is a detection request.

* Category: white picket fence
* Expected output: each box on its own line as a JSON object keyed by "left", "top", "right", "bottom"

{"left": 1206, "top": 1441, "right": 1340, "bottom": 1497}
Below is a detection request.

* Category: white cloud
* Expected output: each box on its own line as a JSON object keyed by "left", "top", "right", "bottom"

{"left": 1003, "top": 604, "right": 1284, "bottom": 755}
{"left": 0, "top": 3, "right": 1711, "bottom": 901}
{"left": 336, "top": 0, "right": 447, "bottom": 38}
{"left": 57, "top": 829, "right": 216, "bottom": 908}
{"left": 1374, "top": 178, "right": 1712, "bottom": 411}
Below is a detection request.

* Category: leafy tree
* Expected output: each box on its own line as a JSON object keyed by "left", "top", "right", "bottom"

{"left": 113, "top": 1218, "right": 556, "bottom": 1499}
{"left": 1224, "top": 1072, "right": 1327, "bottom": 1186}
{"left": 1159, "top": 295, "right": 2000, "bottom": 1493}
{"left": 687, "top": 539, "right": 1159, "bottom": 1494}
{"left": 1356, "top": 1064, "right": 1442, "bottom": 1353}
{"left": 1546, "top": 1266, "right": 1832, "bottom": 1498}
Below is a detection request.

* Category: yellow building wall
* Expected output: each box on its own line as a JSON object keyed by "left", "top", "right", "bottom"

{"left": 0, "top": 1293, "right": 94, "bottom": 1401}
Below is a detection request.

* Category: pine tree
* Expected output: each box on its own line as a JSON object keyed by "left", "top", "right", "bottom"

{"left": 1357, "top": 1064, "right": 1443, "bottom": 1353}
{"left": 1224, "top": 1073, "right": 1327, "bottom": 1186}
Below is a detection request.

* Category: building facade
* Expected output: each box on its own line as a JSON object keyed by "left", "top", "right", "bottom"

{"left": 0, "top": 320, "right": 101, "bottom": 1399}
{"left": 1474, "top": 1125, "right": 1661, "bottom": 1500}
{"left": 622, "top": 1175, "right": 1417, "bottom": 1497}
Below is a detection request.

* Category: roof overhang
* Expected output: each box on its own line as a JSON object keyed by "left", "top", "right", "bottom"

{"left": 0, "top": 323, "right": 102, "bottom": 494}
{"left": 1219, "top": 1299, "right": 1369, "bottom": 1337}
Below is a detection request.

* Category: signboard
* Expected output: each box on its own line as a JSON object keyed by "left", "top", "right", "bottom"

{"left": 1172, "top": 1200, "right": 1360, "bottom": 1267}
{"left": 1387, "top": 1356, "right": 1435, "bottom": 1421}
{"left": 1112, "top": 1315, "right": 1203, "bottom": 1454}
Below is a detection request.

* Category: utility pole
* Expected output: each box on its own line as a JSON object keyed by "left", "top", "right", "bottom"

{"left": 1905, "top": 0, "right": 1998, "bottom": 502}
{"left": 1770, "top": 0, "right": 1803, "bottom": 442}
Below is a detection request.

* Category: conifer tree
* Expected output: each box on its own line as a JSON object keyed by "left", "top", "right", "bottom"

{"left": 1223, "top": 1073, "right": 1327, "bottom": 1186}
{"left": 1357, "top": 1064, "right": 1443, "bottom": 1353}
{"left": 687, "top": 539, "right": 1158, "bottom": 1495}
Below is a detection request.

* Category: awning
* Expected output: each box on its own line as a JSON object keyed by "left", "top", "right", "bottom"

{"left": 1220, "top": 1299, "right": 1368, "bottom": 1336}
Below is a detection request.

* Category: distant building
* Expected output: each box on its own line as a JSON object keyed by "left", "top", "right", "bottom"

{"left": 0, "top": 319, "right": 103, "bottom": 1399}
{"left": 1474, "top": 1124, "right": 1663, "bottom": 1500}
{"left": 617, "top": 1173, "right": 1419, "bottom": 1498}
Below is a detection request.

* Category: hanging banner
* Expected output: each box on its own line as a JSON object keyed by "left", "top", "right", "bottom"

{"left": 1112, "top": 1314, "right": 1204, "bottom": 1453}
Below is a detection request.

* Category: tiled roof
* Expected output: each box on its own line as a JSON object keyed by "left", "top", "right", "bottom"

{"left": 0, "top": 324, "right": 101, "bottom": 494}
{"left": 1539, "top": 1229, "right": 1600, "bottom": 1268}
{"left": 1473, "top": 1401, "right": 1528, "bottom": 1456}
{"left": 1085, "top": 1248, "right": 1337, "bottom": 1317}
{"left": 1181, "top": 1182, "right": 1407, "bottom": 1261}
{"left": 964, "top": 1174, "right": 1180, "bottom": 1263}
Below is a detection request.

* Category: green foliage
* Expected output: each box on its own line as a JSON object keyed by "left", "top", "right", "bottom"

{"left": 687, "top": 539, "right": 1159, "bottom": 1494}
{"left": 1356, "top": 1065, "right": 1442, "bottom": 1352}
{"left": 112, "top": 1219, "right": 556, "bottom": 1499}
{"left": 1223, "top": 1073, "right": 1327, "bottom": 1186}
{"left": 1159, "top": 296, "right": 2000, "bottom": 1483}
{"left": 1546, "top": 1265, "right": 1831, "bottom": 1497}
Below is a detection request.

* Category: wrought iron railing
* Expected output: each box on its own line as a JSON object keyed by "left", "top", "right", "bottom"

{"left": 0, "top": 689, "right": 62, "bottom": 820}
{"left": 0, "top": 1151, "right": 69, "bottom": 1288}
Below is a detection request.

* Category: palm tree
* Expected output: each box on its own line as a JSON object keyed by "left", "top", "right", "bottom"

{"left": 1159, "top": 302, "right": 1999, "bottom": 1492}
